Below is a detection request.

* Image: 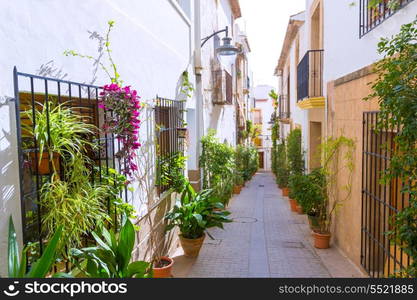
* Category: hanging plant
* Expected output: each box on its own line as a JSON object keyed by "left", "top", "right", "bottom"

{"left": 99, "top": 84, "right": 141, "bottom": 177}
{"left": 65, "top": 20, "right": 142, "bottom": 178}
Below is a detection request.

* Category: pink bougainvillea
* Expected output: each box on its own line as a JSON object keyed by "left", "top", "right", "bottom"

{"left": 99, "top": 83, "right": 141, "bottom": 178}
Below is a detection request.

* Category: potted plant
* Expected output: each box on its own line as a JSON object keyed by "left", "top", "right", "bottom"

{"left": 312, "top": 136, "right": 355, "bottom": 249}
{"left": 70, "top": 217, "right": 152, "bottom": 278}
{"left": 165, "top": 182, "right": 232, "bottom": 257}
{"left": 233, "top": 171, "right": 244, "bottom": 194}
{"left": 275, "top": 141, "right": 289, "bottom": 195}
{"left": 288, "top": 174, "right": 303, "bottom": 212}
{"left": 22, "top": 101, "right": 96, "bottom": 175}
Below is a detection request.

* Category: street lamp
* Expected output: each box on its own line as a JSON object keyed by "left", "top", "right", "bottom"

{"left": 201, "top": 26, "right": 240, "bottom": 57}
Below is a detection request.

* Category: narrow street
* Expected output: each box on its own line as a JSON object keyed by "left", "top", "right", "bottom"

{"left": 173, "top": 172, "right": 364, "bottom": 278}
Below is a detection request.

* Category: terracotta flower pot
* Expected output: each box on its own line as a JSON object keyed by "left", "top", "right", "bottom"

{"left": 296, "top": 205, "right": 304, "bottom": 215}
{"left": 179, "top": 234, "right": 205, "bottom": 257}
{"left": 153, "top": 256, "right": 174, "bottom": 278}
{"left": 282, "top": 187, "right": 289, "bottom": 197}
{"left": 29, "top": 152, "right": 60, "bottom": 175}
{"left": 313, "top": 232, "right": 331, "bottom": 249}
{"left": 233, "top": 185, "right": 242, "bottom": 194}
{"left": 289, "top": 198, "right": 298, "bottom": 212}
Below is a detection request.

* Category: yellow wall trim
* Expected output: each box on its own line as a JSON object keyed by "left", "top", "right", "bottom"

{"left": 297, "top": 97, "right": 325, "bottom": 109}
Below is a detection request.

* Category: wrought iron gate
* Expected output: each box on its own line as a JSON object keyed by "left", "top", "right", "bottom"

{"left": 361, "top": 111, "right": 410, "bottom": 277}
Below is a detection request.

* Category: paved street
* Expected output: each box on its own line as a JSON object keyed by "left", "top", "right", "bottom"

{"left": 172, "top": 172, "right": 365, "bottom": 278}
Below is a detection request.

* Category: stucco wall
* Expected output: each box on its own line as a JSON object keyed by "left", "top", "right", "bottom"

{"left": 323, "top": 0, "right": 417, "bottom": 83}
{"left": 0, "top": 0, "right": 192, "bottom": 276}
{"left": 327, "top": 67, "right": 379, "bottom": 270}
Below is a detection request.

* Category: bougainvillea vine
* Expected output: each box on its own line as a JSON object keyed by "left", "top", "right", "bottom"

{"left": 99, "top": 84, "right": 141, "bottom": 178}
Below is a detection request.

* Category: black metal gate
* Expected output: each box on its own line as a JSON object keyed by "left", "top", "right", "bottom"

{"left": 13, "top": 67, "right": 127, "bottom": 256}
{"left": 361, "top": 111, "right": 410, "bottom": 277}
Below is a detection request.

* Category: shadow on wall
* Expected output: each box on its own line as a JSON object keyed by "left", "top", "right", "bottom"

{"left": 0, "top": 96, "right": 21, "bottom": 277}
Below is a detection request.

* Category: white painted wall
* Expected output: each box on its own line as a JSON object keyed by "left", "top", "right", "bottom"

{"left": 200, "top": 0, "right": 238, "bottom": 146}
{"left": 0, "top": 0, "right": 193, "bottom": 276}
{"left": 324, "top": 0, "right": 417, "bottom": 82}
{"left": 253, "top": 85, "right": 274, "bottom": 170}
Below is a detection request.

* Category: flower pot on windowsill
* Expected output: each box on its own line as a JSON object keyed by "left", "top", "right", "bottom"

{"left": 313, "top": 232, "right": 331, "bottom": 249}
{"left": 282, "top": 187, "right": 289, "bottom": 197}
{"left": 153, "top": 256, "right": 174, "bottom": 278}
{"left": 177, "top": 127, "right": 187, "bottom": 139}
{"left": 179, "top": 233, "right": 205, "bottom": 257}
{"left": 29, "top": 152, "right": 60, "bottom": 175}
{"left": 289, "top": 198, "right": 298, "bottom": 212}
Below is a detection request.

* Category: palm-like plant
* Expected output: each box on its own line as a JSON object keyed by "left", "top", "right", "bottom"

{"left": 7, "top": 216, "right": 68, "bottom": 278}
{"left": 165, "top": 183, "right": 232, "bottom": 239}
{"left": 70, "top": 217, "right": 152, "bottom": 278}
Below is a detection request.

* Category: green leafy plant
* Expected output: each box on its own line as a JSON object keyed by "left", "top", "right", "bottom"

{"left": 40, "top": 174, "right": 109, "bottom": 255}
{"left": 286, "top": 128, "right": 304, "bottom": 176}
{"left": 276, "top": 140, "right": 289, "bottom": 188}
{"left": 200, "top": 130, "right": 236, "bottom": 204}
{"left": 317, "top": 136, "right": 355, "bottom": 234}
{"left": 236, "top": 144, "right": 259, "bottom": 181}
{"left": 8, "top": 217, "right": 68, "bottom": 278}
{"left": 157, "top": 151, "right": 187, "bottom": 193}
{"left": 22, "top": 101, "right": 96, "bottom": 171}
{"left": 364, "top": 18, "right": 417, "bottom": 277}
{"left": 70, "top": 217, "right": 152, "bottom": 278}
{"left": 165, "top": 182, "right": 232, "bottom": 239}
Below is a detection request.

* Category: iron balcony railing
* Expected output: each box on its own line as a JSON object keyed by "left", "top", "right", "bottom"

{"left": 297, "top": 50, "right": 324, "bottom": 102}
{"left": 359, "top": 0, "right": 415, "bottom": 38}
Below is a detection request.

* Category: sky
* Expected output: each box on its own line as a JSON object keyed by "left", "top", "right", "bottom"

{"left": 238, "top": 0, "right": 306, "bottom": 88}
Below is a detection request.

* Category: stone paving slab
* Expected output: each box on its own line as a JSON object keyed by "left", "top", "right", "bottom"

{"left": 172, "top": 172, "right": 365, "bottom": 278}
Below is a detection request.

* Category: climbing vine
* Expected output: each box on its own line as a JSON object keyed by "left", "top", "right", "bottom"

{"left": 364, "top": 18, "right": 417, "bottom": 277}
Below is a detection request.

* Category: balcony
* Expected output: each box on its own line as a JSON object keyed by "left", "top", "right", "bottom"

{"left": 278, "top": 95, "right": 291, "bottom": 121}
{"left": 359, "top": 0, "right": 415, "bottom": 38}
{"left": 297, "top": 50, "right": 325, "bottom": 109}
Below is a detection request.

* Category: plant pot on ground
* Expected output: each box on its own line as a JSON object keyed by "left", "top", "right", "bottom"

{"left": 289, "top": 198, "right": 298, "bottom": 212}
{"left": 313, "top": 231, "right": 331, "bottom": 249}
{"left": 282, "top": 187, "right": 289, "bottom": 197}
{"left": 233, "top": 185, "right": 242, "bottom": 194}
{"left": 165, "top": 182, "right": 232, "bottom": 258}
{"left": 153, "top": 256, "right": 174, "bottom": 278}
{"left": 296, "top": 204, "right": 304, "bottom": 214}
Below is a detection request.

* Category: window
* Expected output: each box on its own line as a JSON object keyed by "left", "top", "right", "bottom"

{"left": 154, "top": 96, "right": 184, "bottom": 194}
{"left": 253, "top": 109, "right": 262, "bottom": 124}
{"left": 359, "top": 0, "right": 415, "bottom": 37}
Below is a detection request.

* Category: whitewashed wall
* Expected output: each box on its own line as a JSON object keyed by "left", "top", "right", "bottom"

{"left": 0, "top": 0, "right": 192, "bottom": 276}
{"left": 200, "top": 0, "right": 238, "bottom": 146}
{"left": 323, "top": 0, "right": 417, "bottom": 83}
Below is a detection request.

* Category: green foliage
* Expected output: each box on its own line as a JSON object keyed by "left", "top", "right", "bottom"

{"left": 368, "top": 0, "right": 401, "bottom": 10}
{"left": 318, "top": 136, "right": 355, "bottom": 234}
{"left": 275, "top": 140, "right": 289, "bottom": 187}
{"left": 70, "top": 218, "right": 152, "bottom": 278}
{"left": 40, "top": 174, "right": 109, "bottom": 255}
{"left": 157, "top": 151, "right": 187, "bottom": 193}
{"left": 22, "top": 101, "right": 96, "bottom": 171}
{"left": 98, "top": 168, "right": 137, "bottom": 230}
{"left": 200, "top": 130, "right": 235, "bottom": 204}
{"left": 286, "top": 128, "right": 304, "bottom": 175}
{"left": 236, "top": 144, "right": 259, "bottom": 181}
{"left": 8, "top": 217, "right": 68, "bottom": 278}
{"left": 290, "top": 170, "right": 326, "bottom": 216}
{"left": 364, "top": 18, "right": 417, "bottom": 277}
{"left": 165, "top": 182, "right": 232, "bottom": 239}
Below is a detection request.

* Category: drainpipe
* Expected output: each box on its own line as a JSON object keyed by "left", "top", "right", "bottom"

{"left": 194, "top": 0, "right": 204, "bottom": 186}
